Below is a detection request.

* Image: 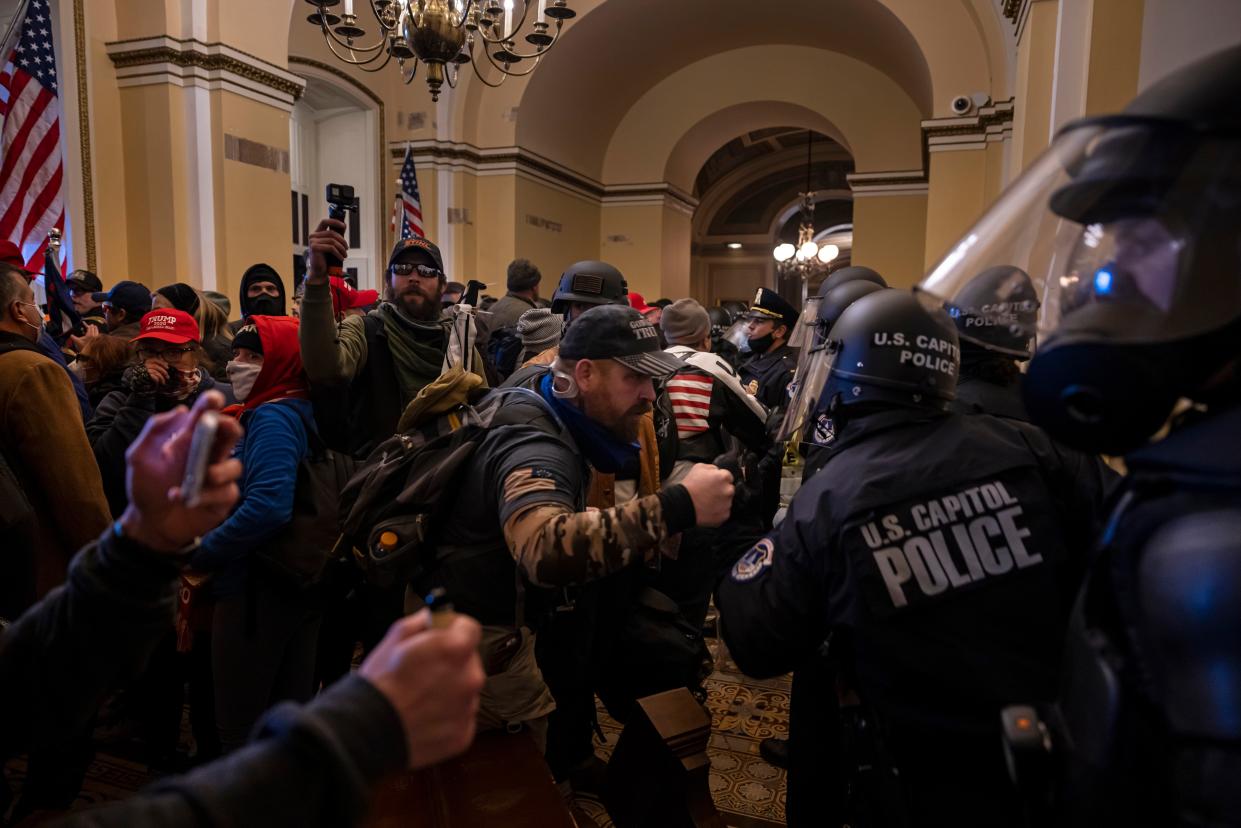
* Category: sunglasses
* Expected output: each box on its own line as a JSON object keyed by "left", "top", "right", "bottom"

{"left": 390, "top": 262, "right": 444, "bottom": 279}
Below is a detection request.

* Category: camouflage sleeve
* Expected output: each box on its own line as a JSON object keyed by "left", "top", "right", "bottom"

{"left": 502, "top": 495, "right": 669, "bottom": 588}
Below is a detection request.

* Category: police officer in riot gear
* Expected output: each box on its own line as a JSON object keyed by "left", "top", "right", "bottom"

{"left": 707, "top": 305, "right": 742, "bottom": 368}
{"left": 717, "top": 289, "right": 1113, "bottom": 826}
{"left": 923, "top": 44, "right": 1241, "bottom": 826}
{"left": 738, "top": 288, "right": 800, "bottom": 412}
{"left": 783, "top": 274, "right": 890, "bottom": 481}
{"left": 945, "top": 265, "right": 1039, "bottom": 422}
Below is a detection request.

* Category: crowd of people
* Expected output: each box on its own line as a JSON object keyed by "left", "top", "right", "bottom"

{"left": 1, "top": 43, "right": 1239, "bottom": 827}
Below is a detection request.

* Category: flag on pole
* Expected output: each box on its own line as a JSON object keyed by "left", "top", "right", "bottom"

{"left": 396, "top": 144, "right": 424, "bottom": 240}
{"left": 43, "top": 230, "right": 79, "bottom": 337}
{"left": 0, "top": 0, "right": 68, "bottom": 272}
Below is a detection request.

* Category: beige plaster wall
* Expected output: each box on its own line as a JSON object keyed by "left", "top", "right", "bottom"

{"left": 1010, "top": 0, "right": 1058, "bottom": 176}
{"left": 924, "top": 150, "right": 989, "bottom": 270}
{"left": 600, "top": 204, "right": 665, "bottom": 300}
{"left": 851, "top": 195, "right": 928, "bottom": 288}
{"left": 216, "top": 94, "right": 294, "bottom": 303}
{"left": 512, "top": 178, "right": 601, "bottom": 288}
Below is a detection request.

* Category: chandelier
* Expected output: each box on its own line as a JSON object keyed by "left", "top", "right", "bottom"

{"left": 773, "top": 131, "right": 839, "bottom": 282}
{"left": 306, "top": 0, "right": 577, "bottom": 102}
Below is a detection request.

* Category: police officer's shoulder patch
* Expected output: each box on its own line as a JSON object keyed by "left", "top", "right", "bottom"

{"left": 731, "top": 537, "right": 775, "bottom": 582}
{"left": 812, "top": 413, "right": 836, "bottom": 446}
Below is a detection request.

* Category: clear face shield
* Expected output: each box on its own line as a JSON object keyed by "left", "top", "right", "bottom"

{"left": 722, "top": 318, "right": 751, "bottom": 351}
{"left": 917, "top": 117, "right": 1241, "bottom": 352}
{"left": 775, "top": 336, "right": 836, "bottom": 445}
{"left": 786, "top": 297, "right": 822, "bottom": 350}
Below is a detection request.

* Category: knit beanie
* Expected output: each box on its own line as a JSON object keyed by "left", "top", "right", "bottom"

{"left": 231, "top": 323, "right": 263, "bottom": 354}
{"left": 660, "top": 298, "right": 711, "bottom": 346}
{"left": 516, "top": 307, "right": 562, "bottom": 355}
{"left": 155, "top": 283, "right": 201, "bottom": 315}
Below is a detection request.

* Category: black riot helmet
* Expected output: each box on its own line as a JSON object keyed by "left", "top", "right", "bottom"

{"left": 821, "top": 290, "right": 959, "bottom": 412}
{"left": 707, "top": 306, "right": 733, "bottom": 330}
{"left": 946, "top": 266, "right": 1039, "bottom": 359}
{"left": 918, "top": 44, "right": 1241, "bottom": 454}
{"left": 777, "top": 280, "right": 889, "bottom": 444}
{"left": 815, "top": 280, "right": 886, "bottom": 346}
{"left": 550, "top": 261, "right": 629, "bottom": 316}
{"left": 817, "top": 266, "right": 887, "bottom": 297}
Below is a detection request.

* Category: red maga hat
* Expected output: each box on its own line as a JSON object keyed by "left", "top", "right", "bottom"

{"left": 133, "top": 309, "right": 201, "bottom": 344}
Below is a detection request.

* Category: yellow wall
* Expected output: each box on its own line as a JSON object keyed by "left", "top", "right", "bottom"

{"left": 924, "top": 150, "right": 989, "bottom": 270}
{"left": 513, "top": 177, "right": 602, "bottom": 289}
{"left": 600, "top": 204, "right": 665, "bottom": 299}
{"left": 470, "top": 175, "right": 517, "bottom": 289}
{"left": 1084, "top": 0, "right": 1144, "bottom": 116}
{"left": 851, "top": 195, "right": 929, "bottom": 288}
{"left": 1011, "top": 0, "right": 1059, "bottom": 175}
{"left": 216, "top": 94, "right": 294, "bottom": 303}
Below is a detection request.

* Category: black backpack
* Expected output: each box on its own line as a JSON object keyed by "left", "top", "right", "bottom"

{"left": 336, "top": 386, "right": 557, "bottom": 589}
{"left": 255, "top": 432, "right": 357, "bottom": 590}
{"left": 485, "top": 326, "right": 524, "bottom": 382}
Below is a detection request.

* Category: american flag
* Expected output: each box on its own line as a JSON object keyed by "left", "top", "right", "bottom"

{"left": 392, "top": 144, "right": 424, "bottom": 240}
{"left": 0, "top": 0, "right": 66, "bottom": 272}
{"left": 666, "top": 371, "right": 714, "bottom": 437}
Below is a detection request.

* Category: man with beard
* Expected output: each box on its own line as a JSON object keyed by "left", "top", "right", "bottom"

{"left": 301, "top": 219, "right": 460, "bottom": 458}
{"left": 300, "top": 219, "right": 474, "bottom": 671}
{"left": 416, "top": 304, "right": 735, "bottom": 753}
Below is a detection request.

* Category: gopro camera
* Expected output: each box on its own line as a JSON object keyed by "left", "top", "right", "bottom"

{"left": 325, "top": 183, "right": 360, "bottom": 270}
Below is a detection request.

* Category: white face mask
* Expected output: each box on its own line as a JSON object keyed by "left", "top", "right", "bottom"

{"left": 226, "top": 360, "right": 262, "bottom": 402}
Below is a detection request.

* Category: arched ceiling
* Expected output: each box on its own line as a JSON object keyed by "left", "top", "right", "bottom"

{"left": 603, "top": 46, "right": 923, "bottom": 186}
{"left": 512, "top": 0, "right": 936, "bottom": 178}
{"left": 694, "top": 128, "right": 846, "bottom": 199}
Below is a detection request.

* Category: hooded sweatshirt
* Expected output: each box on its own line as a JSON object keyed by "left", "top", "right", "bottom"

{"left": 232, "top": 263, "right": 287, "bottom": 328}
{"left": 194, "top": 315, "right": 313, "bottom": 593}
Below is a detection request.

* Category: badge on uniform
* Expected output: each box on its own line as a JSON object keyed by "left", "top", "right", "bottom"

{"left": 746, "top": 379, "right": 759, "bottom": 395}
{"left": 731, "top": 538, "right": 774, "bottom": 582}
{"left": 812, "top": 413, "right": 836, "bottom": 446}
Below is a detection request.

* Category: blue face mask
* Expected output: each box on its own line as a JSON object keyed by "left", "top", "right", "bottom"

{"left": 539, "top": 373, "right": 640, "bottom": 474}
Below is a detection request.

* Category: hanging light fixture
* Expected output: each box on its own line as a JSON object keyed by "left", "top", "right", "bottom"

{"left": 305, "top": 0, "right": 576, "bottom": 102}
{"left": 774, "top": 131, "right": 838, "bottom": 282}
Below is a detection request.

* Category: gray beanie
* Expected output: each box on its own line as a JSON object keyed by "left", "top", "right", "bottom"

{"left": 517, "top": 307, "right": 562, "bottom": 355}
{"left": 660, "top": 298, "right": 711, "bottom": 345}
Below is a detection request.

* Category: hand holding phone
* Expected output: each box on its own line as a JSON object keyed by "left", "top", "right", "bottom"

{"left": 118, "top": 391, "right": 243, "bottom": 554}
{"left": 180, "top": 410, "right": 220, "bottom": 508}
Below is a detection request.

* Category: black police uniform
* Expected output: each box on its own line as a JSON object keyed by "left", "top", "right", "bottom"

{"left": 739, "top": 287, "right": 800, "bottom": 413}
{"left": 717, "top": 408, "right": 1113, "bottom": 825}
{"left": 952, "top": 374, "right": 1028, "bottom": 422}
{"left": 1039, "top": 405, "right": 1241, "bottom": 825}
{"left": 739, "top": 343, "right": 798, "bottom": 412}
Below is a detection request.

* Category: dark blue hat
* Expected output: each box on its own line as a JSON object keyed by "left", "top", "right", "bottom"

{"left": 92, "top": 280, "right": 152, "bottom": 317}
{"left": 744, "top": 287, "right": 799, "bottom": 330}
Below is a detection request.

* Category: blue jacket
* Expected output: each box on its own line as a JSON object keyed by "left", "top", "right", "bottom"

{"left": 193, "top": 398, "right": 314, "bottom": 594}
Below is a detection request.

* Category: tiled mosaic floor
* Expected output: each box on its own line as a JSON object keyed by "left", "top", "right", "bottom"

{"left": 571, "top": 635, "right": 791, "bottom": 828}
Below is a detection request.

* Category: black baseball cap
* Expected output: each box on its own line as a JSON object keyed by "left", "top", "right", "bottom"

{"left": 93, "top": 280, "right": 152, "bottom": 316}
{"left": 66, "top": 269, "right": 102, "bottom": 294}
{"left": 388, "top": 237, "right": 445, "bottom": 274}
{"left": 560, "top": 305, "right": 684, "bottom": 377}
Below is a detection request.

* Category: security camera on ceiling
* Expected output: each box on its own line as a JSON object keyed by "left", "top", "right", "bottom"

{"left": 951, "top": 95, "right": 975, "bottom": 116}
